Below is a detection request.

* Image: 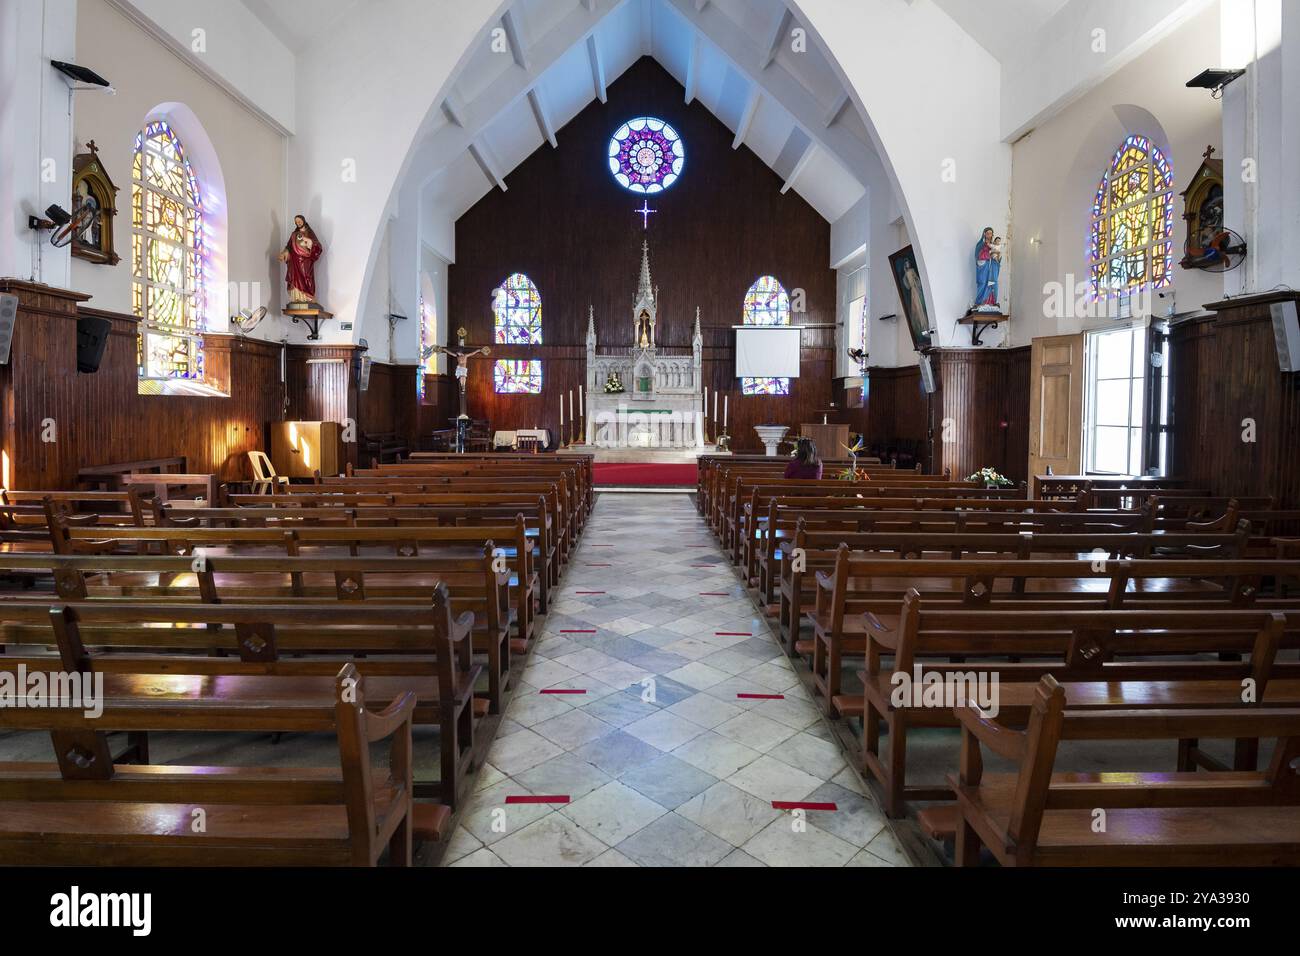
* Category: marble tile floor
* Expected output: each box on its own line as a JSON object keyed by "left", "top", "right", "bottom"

{"left": 442, "top": 492, "right": 908, "bottom": 868}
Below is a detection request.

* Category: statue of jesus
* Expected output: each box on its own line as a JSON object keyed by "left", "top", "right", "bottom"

{"left": 279, "top": 215, "right": 323, "bottom": 307}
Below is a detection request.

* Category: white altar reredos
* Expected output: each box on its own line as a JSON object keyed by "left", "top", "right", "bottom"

{"left": 585, "top": 242, "right": 704, "bottom": 449}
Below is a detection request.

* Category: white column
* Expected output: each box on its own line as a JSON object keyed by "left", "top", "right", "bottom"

{"left": 1221, "top": 0, "right": 1300, "bottom": 296}
{"left": 0, "top": 0, "right": 77, "bottom": 286}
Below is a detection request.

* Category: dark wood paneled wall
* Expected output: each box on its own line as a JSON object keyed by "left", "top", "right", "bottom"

{"left": 0, "top": 280, "right": 284, "bottom": 489}
{"left": 844, "top": 349, "right": 1030, "bottom": 482}
{"left": 358, "top": 361, "right": 418, "bottom": 447}
{"left": 284, "top": 346, "right": 418, "bottom": 468}
{"left": 1169, "top": 292, "right": 1300, "bottom": 507}
{"left": 449, "top": 58, "right": 837, "bottom": 453}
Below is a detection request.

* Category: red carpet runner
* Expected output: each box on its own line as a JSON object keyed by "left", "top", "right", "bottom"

{"left": 591, "top": 462, "right": 697, "bottom": 487}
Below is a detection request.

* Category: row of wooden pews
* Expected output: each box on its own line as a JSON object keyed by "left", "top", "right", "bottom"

{"left": 0, "top": 452, "right": 594, "bottom": 865}
{"left": 704, "top": 459, "right": 1300, "bottom": 866}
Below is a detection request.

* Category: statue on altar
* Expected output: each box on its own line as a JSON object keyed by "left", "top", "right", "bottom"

{"left": 279, "top": 215, "right": 324, "bottom": 308}
{"left": 970, "top": 226, "right": 1003, "bottom": 313}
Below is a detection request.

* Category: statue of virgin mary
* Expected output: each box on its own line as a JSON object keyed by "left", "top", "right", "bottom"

{"left": 972, "top": 226, "right": 1002, "bottom": 313}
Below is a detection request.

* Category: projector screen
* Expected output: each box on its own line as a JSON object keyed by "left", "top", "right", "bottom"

{"left": 735, "top": 326, "right": 801, "bottom": 378}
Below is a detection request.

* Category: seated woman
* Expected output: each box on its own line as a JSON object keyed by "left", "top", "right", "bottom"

{"left": 784, "top": 437, "right": 823, "bottom": 479}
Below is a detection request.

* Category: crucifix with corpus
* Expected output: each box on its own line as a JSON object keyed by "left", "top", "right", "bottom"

{"left": 421, "top": 325, "right": 491, "bottom": 418}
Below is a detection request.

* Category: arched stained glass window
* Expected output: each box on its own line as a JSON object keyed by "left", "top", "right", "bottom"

{"left": 1088, "top": 135, "right": 1174, "bottom": 298}
{"left": 418, "top": 294, "right": 434, "bottom": 400}
{"left": 132, "top": 119, "right": 205, "bottom": 382}
{"left": 741, "top": 275, "right": 791, "bottom": 396}
{"left": 608, "top": 117, "right": 685, "bottom": 193}
{"left": 493, "top": 273, "right": 543, "bottom": 394}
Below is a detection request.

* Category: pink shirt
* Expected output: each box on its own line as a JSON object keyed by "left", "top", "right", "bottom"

{"left": 784, "top": 460, "right": 823, "bottom": 480}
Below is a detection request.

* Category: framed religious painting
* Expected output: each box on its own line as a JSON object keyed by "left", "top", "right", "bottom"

{"left": 70, "top": 141, "right": 120, "bottom": 265}
{"left": 888, "top": 245, "right": 932, "bottom": 351}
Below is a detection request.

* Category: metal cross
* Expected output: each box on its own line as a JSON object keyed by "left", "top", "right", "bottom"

{"left": 636, "top": 200, "right": 656, "bottom": 229}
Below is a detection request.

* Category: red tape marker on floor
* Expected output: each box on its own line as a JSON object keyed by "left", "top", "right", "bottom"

{"left": 698, "top": 592, "right": 729, "bottom": 596}
{"left": 575, "top": 591, "right": 606, "bottom": 595}
{"left": 737, "top": 693, "right": 784, "bottom": 700}
{"left": 540, "top": 688, "right": 586, "bottom": 695}
{"left": 505, "top": 795, "right": 571, "bottom": 804}
{"left": 715, "top": 631, "right": 751, "bottom": 636}
{"left": 559, "top": 629, "right": 596, "bottom": 633}
{"left": 772, "top": 801, "right": 837, "bottom": 811}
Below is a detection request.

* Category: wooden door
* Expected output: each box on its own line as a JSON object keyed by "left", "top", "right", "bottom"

{"left": 1028, "top": 333, "right": 1084, "bottom": 495}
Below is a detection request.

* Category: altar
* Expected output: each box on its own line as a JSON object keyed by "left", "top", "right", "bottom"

{"left": 584, "top": 242, "right": 704, "bottom": 449}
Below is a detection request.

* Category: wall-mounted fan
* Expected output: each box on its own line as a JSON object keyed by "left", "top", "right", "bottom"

{"left": 846, "top": 346, "right": 869, "bottom": 372}
{"left": 231, "top": 305, "right": 268, "bottom": 335}
{"left": 1182, "top": 227, "right": 1247, "bottom": 273}
{"left": 30, "top": 201, "right": 96, "bottom": 248}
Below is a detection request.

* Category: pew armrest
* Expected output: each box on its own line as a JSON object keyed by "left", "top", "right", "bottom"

{"left": 953, "top": 702, "right": 1026, "bottom": 762}
{"left": 366, "top": 690, "right": 418, "bottom": 741}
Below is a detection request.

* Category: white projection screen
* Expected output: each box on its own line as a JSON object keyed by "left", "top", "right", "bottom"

{"left": 734, "top": 327, "right": 801, "bottom": 378}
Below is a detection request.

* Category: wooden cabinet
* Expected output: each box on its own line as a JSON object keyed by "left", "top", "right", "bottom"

{"left": 800, "top": 423, "right": 850, "bottom": 457}
{"left": 270, "top": 421, "right": 343, "bottom": 478}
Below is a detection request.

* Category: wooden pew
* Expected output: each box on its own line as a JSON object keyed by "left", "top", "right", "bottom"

{"left": 44, "top": 520, "right": 526, "bottom": 716}
{"left": 164, "top": 493, "right": 560, "bottom": 610}
{"left": 745, "top": 497, "right": 1139, "bottom": 595}
{"left": 858, "top": 599, "right": 1300, "bottom": 816}
{"left": 776, "top": 524, "right": 1250, "bottom": 655}
{"left": 116, "top": 472, "right": 219, "bottom": 507}
{"left": 951, "top": 676, "right": 1300, "bottom": 866}
{"left": 0, "top": 584, "right": 480, "bottom": 816}
{"left": 804, "top": 550, "right": 1286, "bottom": 720}
{"left": 0, "top": 662, "right": 417, "bottom": 865}
{"left": 77, "top": 456, "right": 187, "bottom": 490}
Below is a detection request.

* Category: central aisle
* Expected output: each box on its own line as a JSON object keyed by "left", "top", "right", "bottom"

{"left": 441, "top": 492, "right": 908, "bottom": 867}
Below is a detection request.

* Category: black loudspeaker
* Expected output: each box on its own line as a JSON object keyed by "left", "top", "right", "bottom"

{"left": 76, "top": 315, "right": 111, "bottom": 373}
{"left": 0, "top": 292, "right": 17, "bottom": 365}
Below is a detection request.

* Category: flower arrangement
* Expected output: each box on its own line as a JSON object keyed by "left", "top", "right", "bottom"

{"left": 968, "top": 467, "right": 1013, "bottom": 488}
{"left": 602, "top": 371, "right": 625, "bottom": 394}
{"left": 836, "top": 467, "right": 873, "bottom": 482}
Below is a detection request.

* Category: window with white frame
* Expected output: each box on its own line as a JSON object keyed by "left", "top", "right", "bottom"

{"left": 1084, "top": 324, "right": 1146, "bottom": 475}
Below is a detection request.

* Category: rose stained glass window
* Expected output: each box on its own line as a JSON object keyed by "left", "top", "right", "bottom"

{"left": 741, "top": 275, "right": 791, "bottom": 396}
{"left": 1088, "top": 135, "right": 1174, "bottom": 298}
{"left": 608, "top": 117, "right": 685, "bottom": 194}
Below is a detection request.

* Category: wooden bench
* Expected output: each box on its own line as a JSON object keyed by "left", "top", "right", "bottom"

{"left": 0, "top": 585, "right": 481, "bottom": 816}
{"left": 0, "top": 662, "right": 417, "bottom": 865}
{"left": 805, "top": 550, "right": 1288, "bottom": 720}
{"left": 749, "top": 501, "right": 1150, "bottom": 601}
{"left": 164, "top": 493, "right": 559, "bottom": 610}
{"left": 361, "top": 431, "right": 410, "bottom": 466}
{"left": 77, "top": 456, "right": 188, "bottom": 490}
{"left": 45, "top": 523, "right": 526, "bottom": 716}
{"left": 950, "top": 675, "right": 1300, "bottom": 866}
{"left": 857, "top": 599, "right": 1300, "bottom": 816}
